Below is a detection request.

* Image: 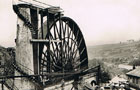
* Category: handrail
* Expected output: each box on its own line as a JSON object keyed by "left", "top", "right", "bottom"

{"left": 15, "top": 61, "right": 34, "bottom": 74}
{"left": 5, "top": 79, "right": 19, "bottom": 90}
{"left": 13, "top": 4, "right": 37, "bottom": 37}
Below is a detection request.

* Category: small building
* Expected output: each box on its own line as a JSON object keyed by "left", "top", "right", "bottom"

{"left": 127, "top": 39, "right": 135, "bottom": 43}
{"left": 126, "top": 68, "right": 140, "bottom": 89}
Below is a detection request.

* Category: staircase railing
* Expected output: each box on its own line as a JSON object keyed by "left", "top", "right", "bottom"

{"left": 4, "top": 79, "right": 19, "bottom": 90}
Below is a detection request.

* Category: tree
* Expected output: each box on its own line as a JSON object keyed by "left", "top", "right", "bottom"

{"left": 100, "top": 70, "right": 111, "bottom": 83}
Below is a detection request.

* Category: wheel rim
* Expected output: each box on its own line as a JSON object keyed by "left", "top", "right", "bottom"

{"left": 40, "top": 17, "right": 88, "bottom": 82}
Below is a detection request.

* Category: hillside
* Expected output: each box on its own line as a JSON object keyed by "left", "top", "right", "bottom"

{"left": 0, "top": 46, "right": 15, "bottom": 75}
{"left": 87, "top": 41, "right": 140, "bottom": 64}
{"left": 87, "top": 41, "right": 140, "bottom": 78}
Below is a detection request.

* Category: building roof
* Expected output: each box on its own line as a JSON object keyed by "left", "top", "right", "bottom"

{"left": 126, "top": 68, "right": 140, "bottom": 78}
{"left": 110, "top": 76, "right": 127, "bottom": 83}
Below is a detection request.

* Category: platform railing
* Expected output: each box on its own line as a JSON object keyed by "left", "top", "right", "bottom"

{"left": 12, "top": 0, "right": 59, "bottom": 9}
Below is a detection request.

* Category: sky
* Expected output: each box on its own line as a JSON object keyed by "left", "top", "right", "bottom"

{"left": 1, "top": 0, "right": 140, "bottom": 47}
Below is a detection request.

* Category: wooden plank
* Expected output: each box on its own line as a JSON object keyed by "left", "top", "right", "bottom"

{"left": 30, "top": 39, "right": 61, "bottom": 43}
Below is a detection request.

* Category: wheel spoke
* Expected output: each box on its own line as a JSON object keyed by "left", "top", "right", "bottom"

{"left": 79, "top": 47, "right": 85, "bottom": 56}
{"left": 53, "top": 24, "right": 57, "bottom": 39}
{"left": 54, "top": 22, "right": 60, "bottom": 39}
{"left": 73, "top": 48, "right": 78, "bottom": 61}
{"left": 78, "top": 38, "right": 83, "bottom": 48}
{"left": 62, "top": 21, "right": 66, "bottom": 39}
{"left": 67, "top": 21, "right": 71, "bottom": 62}
{"left": 76, "top": 30, "right": 79, "bottom": 41}
{"left": 62, "top": 21, "right": 67, "bottom": 61}
{"left": 70, "top": 23, "right": 75, "bottom": 62}
{"left": 50, "top": 52, "right": 58, "bottom": 66}
{"left": 42, "top": 52, "right": 47, "bottom": 58}
{"left": 49, "top": 33, "right": 60, "bottom": 60}
{"left": 74, "top": 58, "right": 87, "bottom": 69}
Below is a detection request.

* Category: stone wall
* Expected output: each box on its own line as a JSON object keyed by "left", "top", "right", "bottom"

{"left": 15, "top": 7, "right": 35, "bottom": 90}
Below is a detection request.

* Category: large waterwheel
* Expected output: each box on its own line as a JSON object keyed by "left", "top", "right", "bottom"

{"left": 39, "top": 15, "right": 89, "bottom": 85}
{"left": 12, "top": 0, "right": 88, "bottom": 89}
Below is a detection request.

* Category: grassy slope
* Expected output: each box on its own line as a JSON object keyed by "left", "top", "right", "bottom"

{"left": 87, "top": 41, "right": 140, "bottom": 61}
{"left": 87, "top": 41, "right": 140, "bottom": 77}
